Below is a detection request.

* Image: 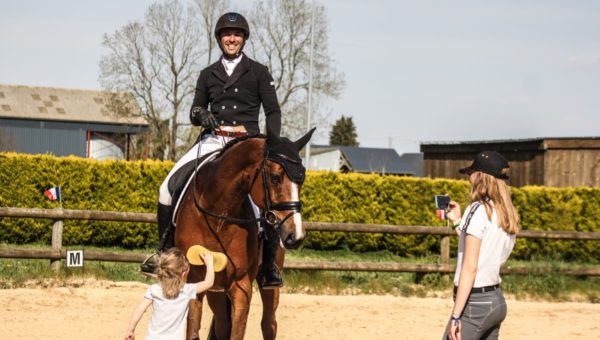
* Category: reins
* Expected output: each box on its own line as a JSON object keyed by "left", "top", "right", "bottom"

{"left": 190, "top": 138, "right": 303, "bottom": 229}
{"left": 192, "top": 164, "right": 265, "bottom": 225}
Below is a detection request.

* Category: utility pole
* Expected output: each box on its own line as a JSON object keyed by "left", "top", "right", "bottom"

{"left": 305, "top": 0, "right": 315, "bottom": 168}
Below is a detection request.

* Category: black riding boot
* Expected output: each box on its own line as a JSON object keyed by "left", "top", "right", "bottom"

{"left": 157, "top": 203, "right": 175, "bottom": 250}
{"left": 258, "top": 226, "right": 283, "bottom": 289}
{"left": 140, "top": 203, "right": 174, "bottom": 274}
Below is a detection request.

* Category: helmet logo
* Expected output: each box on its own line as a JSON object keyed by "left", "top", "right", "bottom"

{"left": 227, "top": 13, "right": 238, "bottom": 22}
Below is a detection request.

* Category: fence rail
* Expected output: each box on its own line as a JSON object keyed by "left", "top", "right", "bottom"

{"left": 1, "top": 207, "right": 599, "bottom": 276}
{"left": 3, "top": 207, "right": 600, "bottom": 240}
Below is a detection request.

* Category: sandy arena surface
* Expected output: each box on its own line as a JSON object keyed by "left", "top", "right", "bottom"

{"left": 1, "top": 281, "right": 599, "bottom": 339}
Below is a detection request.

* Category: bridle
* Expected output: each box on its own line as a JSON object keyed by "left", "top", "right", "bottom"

{"left": 260, "top": 150, "right": 303, "bottom": 228}
{"left": 192, "top": 140, "right": 303, "bottom": 231}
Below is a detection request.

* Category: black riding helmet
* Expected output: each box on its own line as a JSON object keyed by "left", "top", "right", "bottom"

{"left": 215, "top": 12, "right": 249, "bottom": 56}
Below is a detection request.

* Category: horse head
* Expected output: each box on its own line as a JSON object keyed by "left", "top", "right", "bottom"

{"left": 250, "top": 127, "right": 315, "bottom": 249}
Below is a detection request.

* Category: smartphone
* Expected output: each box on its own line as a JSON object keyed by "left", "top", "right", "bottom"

{"left": 435, "top": 195, "right": 451, "bottom": 210}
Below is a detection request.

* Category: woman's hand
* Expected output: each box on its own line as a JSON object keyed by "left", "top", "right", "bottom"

{"left": 449, "top": 318, "right": 461, "bottom": 340}
{"left": 446, "top": 201, "right": 462, "bottom": 225}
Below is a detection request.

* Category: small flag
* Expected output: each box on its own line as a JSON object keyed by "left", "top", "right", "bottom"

{"left": 436, "top": 209, "right": 446, "bottom": 221}
{"left": 44, "top": 187, "right": 61, "bottom": 202}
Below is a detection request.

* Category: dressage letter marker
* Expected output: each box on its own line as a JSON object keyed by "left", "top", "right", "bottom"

{"left": 66, "top": 250, "right": 84, "bottom": 267}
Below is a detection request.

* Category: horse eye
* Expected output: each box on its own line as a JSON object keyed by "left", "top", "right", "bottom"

{"left": 269, "top": 174, "right": 282, "bottom": 185}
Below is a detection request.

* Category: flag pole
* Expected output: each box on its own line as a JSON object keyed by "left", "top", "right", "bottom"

{"left": 59, "top": 185, "right": 63, "bottom": 209}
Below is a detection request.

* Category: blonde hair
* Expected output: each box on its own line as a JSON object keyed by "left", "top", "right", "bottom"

{"left": 470, "top": 171, "right": 520, "bottom": 235}
{"left": 157, "top": 248, "right": 189, "bottom": 299}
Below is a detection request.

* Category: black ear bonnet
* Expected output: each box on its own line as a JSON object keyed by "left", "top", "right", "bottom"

{"left": 266, "top": 137, "right": 306, "bottom": 183}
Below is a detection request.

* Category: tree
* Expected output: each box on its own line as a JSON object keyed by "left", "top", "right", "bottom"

{"left": 248, "top": 0, "right": 345, "bottom": 139}
{"left": 329, "top": 115, "right": 359, "bottom": 146}
{"left": 194, "top": 0, "right": 230, "bottom": 65}
{"left": 99, "top": 0, "right": 205, "bottom": 160}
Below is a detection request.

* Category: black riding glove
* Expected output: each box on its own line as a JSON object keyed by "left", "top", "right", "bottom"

{"left": 190, "top": 106, "right": 219, "bottom": 130}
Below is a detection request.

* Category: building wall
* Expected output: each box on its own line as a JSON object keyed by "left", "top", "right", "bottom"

{"left": 0, "top": 118, "right": 86, "bottom": 157}
{"left": 422, "top": 139, "right": 600, "bottom": 188}
{"left": 544, "top": 149, "right": 600, "bottom": 187}
{"left": 307, "top": 150, "right": 342, "bottom": 171}
{"left": 423, "top": 153, "right": 472, "bottom": 180}
{"left": 0, "top": 118, "right": 146, "bottom": 159}
{"left": 423, "top": 150, "right": 546, "bottom": 187}
{"left": 500, "top": 150, "right": 545, "bottom": 187}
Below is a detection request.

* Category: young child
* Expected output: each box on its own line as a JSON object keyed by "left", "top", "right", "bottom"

{"left": 124, "top": 247, "right": 215, "bottom": 340}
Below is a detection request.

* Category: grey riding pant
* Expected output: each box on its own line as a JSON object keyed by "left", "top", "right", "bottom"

{"left": 442, "top": 288, "right": 507, "bottom": 340}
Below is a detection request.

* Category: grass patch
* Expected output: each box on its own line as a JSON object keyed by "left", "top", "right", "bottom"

{"left": 1, "top": 244, "right": 598, "bottom": 302}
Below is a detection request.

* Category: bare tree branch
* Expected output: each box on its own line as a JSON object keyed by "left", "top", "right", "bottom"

{"left": 194, "top": 0, "right": 230, "bottom": 65}
{"left": 249, "top": 0, "right": 345, "bottom": 139}
{"left": 99, "top": 0, "right": 206, "bottom": 160}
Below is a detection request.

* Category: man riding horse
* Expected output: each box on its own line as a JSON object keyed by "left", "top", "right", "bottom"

{"left": 141, "top": 12, "right": 284, "bottom": 289}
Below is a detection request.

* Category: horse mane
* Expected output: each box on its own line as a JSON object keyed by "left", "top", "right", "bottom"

{"left": 214, "top": 134, "right": 266, "bottom": 159}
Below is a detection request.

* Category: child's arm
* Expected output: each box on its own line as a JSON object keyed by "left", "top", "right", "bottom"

{"left": 195, "top": 252, "right": 216, "bottom": 293}
{"left": 124, "top": 297, "right": 152, "bottom": 340}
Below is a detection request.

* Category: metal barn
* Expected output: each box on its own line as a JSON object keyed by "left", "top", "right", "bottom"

{"left": 0, "top": 84, "right": 148, "bottom": 160}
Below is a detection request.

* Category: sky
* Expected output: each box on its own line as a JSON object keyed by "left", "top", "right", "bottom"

{"left": 2, "top": 0, "right": 600, "bottom": 154}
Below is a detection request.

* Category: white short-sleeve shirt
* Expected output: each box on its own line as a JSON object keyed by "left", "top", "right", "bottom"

{"left": 143, "top": 283, "right": 197, "bottom": 340}
{"left": 453, "top": 201, "right": 516, "bottom": 287}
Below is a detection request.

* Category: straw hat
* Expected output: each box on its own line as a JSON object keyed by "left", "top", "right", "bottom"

{"left": 186, "top": 245, "right": 228, "bottom": 272}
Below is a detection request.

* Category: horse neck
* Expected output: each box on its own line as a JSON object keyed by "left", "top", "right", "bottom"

{"left": 201, "top": 138, "right": 265, "bottom": 209}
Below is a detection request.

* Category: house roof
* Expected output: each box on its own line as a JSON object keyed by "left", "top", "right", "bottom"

{"left": 312, "top": 145, "right": 415, "bottom": 175}
{"left": 0, "top": 84, "right": 147, "bottom": 126}
{"left": 398, "top": 152, "right": 424, "bottom": 177}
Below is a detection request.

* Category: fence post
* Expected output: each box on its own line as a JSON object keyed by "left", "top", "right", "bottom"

{"left": 440, "top": 236, "right": 450, "bottom": 284}
{"left": 50, "top": 210, "right": 64, "bottom": 273}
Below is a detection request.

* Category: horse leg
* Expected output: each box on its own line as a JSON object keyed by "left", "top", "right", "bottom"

{"left": 259, "top": 247, "right": 284, "bottom": 339}
{"left": 259, "top": 288, "right": 280, "bottom": 340}
{"left": 206, "top": 291, "right": 231, "bottom": 340}
{"left": 228, "top": 277, "right": 253, "bottom": 340}
{"left": 186, "top": 295, "right": 203, "bottom": 340}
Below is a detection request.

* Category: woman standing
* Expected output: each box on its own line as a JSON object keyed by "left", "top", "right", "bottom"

{"left": 444, "top": 151, "right": 520, "bottom": 340}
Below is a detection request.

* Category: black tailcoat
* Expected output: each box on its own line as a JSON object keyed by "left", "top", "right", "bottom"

{"left": 190, "top": 53, "right": 281, "bottom": 136}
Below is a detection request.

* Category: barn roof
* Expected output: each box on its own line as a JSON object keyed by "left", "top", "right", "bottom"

{"left": 0, "top": 84, "right": 147, "bottom": 126}
{"left": 311, "top": 145, "right": 415, "bottom": 175}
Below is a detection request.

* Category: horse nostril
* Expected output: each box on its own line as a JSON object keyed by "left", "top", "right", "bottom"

{"left": 285, "top": 233, "right": 299, "bottom": 247}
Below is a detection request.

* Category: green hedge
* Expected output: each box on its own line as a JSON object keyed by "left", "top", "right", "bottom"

{"left": 1, "top": 152, "right": 598, "bottom": 262}
{"left": 0, "top": 153, "right": 170, "bottom": 248}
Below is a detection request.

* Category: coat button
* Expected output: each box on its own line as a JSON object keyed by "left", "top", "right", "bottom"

{"left": 233, "top": 121, "right": 237, "bottom": 124}
{"left": 221, "top": 106, "right": 225, "bottom": 109}
{"left": 233, "top": 105, "right": 237, "bottom": 109}
{"left": 221, "top": 120, "right": 225, "bottom": 124}
{"left": 234, "top": 88, "right": 238, "bottom": 92}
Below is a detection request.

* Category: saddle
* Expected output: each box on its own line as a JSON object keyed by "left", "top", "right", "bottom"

{"left": 168, "top": 151, "right": 219, "bottom": 226}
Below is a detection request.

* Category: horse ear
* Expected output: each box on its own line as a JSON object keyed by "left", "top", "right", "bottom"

{"left": 294, "top": 127, "right": 316, "bottom": 151}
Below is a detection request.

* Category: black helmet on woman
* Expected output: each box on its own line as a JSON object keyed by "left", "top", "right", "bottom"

{"left": 214, "top": 12, "right": 250, "bottom": 40}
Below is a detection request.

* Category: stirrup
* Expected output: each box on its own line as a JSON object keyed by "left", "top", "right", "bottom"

{"left": 139, "top": 252, "right": 159, "bottom": 278}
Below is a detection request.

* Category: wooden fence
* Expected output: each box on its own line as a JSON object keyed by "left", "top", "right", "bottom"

{"left": 1, "top": 207, "right": 599, "bottom": 276}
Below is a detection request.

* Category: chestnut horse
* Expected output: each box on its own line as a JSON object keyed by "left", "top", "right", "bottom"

{"left": 174, "top": 128, "right": 314, "bottom": 339}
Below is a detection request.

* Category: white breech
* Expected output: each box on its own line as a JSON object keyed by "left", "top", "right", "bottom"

{"left": 158, "top": 134, "right": 234, "bottom": 206}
